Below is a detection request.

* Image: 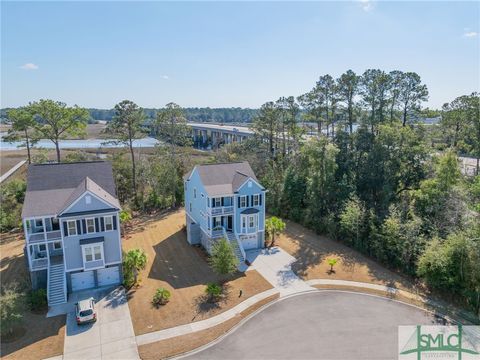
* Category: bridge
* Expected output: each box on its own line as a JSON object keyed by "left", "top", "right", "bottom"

{"left": 187, "top": 123, "right": 254, "bottom": 149}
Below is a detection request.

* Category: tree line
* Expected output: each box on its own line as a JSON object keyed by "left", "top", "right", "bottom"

{"left": 86, "top": 107, "right": 257, "bottom": 123}
{"left": 216, "top": 68, "right": 480, "bottom": 317}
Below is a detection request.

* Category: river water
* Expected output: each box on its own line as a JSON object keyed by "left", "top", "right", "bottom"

{"left": 0, "top": 133, "right": 160, "bottom": 151}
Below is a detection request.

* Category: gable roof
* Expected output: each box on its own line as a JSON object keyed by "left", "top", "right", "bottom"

{"left": 186, "top": 162, "right": 262, "bottom": 196}
{"left": 22, "top": 161, "right": 119, "bottom": 218}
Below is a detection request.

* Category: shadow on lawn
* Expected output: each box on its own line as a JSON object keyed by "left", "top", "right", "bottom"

{"left": 284, "top": 220, "right": 415, "bottom": 291}
{"left": 147, "top": 229, "right": 245, "bottom": 289}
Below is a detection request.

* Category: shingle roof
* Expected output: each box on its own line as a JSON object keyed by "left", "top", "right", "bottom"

{"left": 22, "top": 161, "right": 119, "bottom": 218}
{"left": 186, "top": 162, "right": 262, "bottom": 196}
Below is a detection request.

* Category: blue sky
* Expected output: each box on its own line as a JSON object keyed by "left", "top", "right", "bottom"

{"left": 1, "top": 1, "right": 479, "bottom": 109}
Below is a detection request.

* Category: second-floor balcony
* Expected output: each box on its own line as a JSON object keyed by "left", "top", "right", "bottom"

{"left": 28, "top": 230, "right": 62, "bottom": 243}
{"left": 207, "top": 206, "right": 234, "bottom": 216}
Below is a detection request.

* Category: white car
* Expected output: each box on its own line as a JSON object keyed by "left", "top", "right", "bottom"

{"left": 75, "top": 297, "right": 97, "bottom": 325}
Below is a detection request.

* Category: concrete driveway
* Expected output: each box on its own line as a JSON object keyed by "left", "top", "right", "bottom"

{"left": 246, "top": 247, "right": 313, "bottom": 295}
{"left": 63, "top": 287, "right": 139, "bottom": 360}
{"left": 183, "top": 291, "right": 441, "bottom": 360}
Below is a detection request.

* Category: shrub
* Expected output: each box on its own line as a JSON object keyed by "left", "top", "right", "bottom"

{"left": 208, "top": 237, "right": 238, "bottom": 281}
{"left": 28, "top": 288, "right": 48, "bottom": 311}
{"left": 152, "top": 288, "right": 171, "bottom": 306}
{"left": 205, "top": 282, "right": 223, "bottom": 303}
{"left": 0, "top": 286, "right": 25, "bottom": 336}
{"left": 122, "top": 248, "right": 147, "bottom": 288}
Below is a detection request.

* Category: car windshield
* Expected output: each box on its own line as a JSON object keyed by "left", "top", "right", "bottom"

{"left": 80, "top": 309, "right": 93, "bottom": 317}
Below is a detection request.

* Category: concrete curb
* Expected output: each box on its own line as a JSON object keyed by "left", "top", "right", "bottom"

{"left": 135, "top": 288, "right": 280, "bottom": 346}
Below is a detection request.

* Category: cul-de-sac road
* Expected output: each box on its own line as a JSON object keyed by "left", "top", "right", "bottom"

{"left": 184, "top": 291, "right": 440, "bottom": 360}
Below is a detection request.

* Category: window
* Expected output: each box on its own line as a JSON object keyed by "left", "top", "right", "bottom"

{"left": 35, "top": 219, "right": 43, "bottom": 228}
{"left": 215, "top": 197, "right": 221, "bottom": 207}
{"left": 194, "top": 188, "right": 197, "bottom": 199}
{"left": 242, "top": 216, "right": 246, "bottom": 230}
{"left": 83, "top": 244, "right": 103, "bottom": 263}
{"left": 249, "top": 215, "right": 255, "bottom": 228}
{"left": 53, "top": 241, "right": 62, "bottom": 250}
{"left": 104, "top": 216, "right": 113, "bottom": 231}
{"left": 253, "top": 194, "right": 260, "bottom": 206}
{"left": 86, "top": 218, "right": 95, "bottom": 234}
{"left": 85, "top": 195, "right": 91, "bottom": 204}
{"left": 189, "top": 203, "right": 192, "bottom": 212}
{"left": 213, "top": 217, "right": 221, "bottom": 228}
{"left": 67, "top": 220, "right": 77, "bottom": 236}
{"left": 240, "top": 196, "right": 247, "bottom": 208}
{"left": 38, "top": 244, "right": 46, "bottom": 252}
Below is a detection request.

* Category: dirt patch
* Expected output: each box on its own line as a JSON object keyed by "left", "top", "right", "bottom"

{"left": 0, "top": 235, "right": 66, "bottom": 359}
{"left": 277, "top": 219, "right": 419, "bottom": 292}
{"left": 138, "top": 293, "right": 279, "bottom": 360}
{"left": 123, "top": 210, "right": 273, "bottom": 335}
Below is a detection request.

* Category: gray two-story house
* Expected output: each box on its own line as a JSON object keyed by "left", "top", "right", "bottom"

{"left": 21, "top": 161, "right": 123, "bottom": 306}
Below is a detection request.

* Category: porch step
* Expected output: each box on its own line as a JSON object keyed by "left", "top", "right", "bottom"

{"left": 226, "top": 232, "right": 246, "bottom": 266}
{"left": 48, "top": 262, "right": 66, "bottom": 306}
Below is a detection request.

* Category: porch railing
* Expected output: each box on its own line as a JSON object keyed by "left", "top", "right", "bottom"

{"left": 31, "top": 258, "right": 48, "bottom": 270}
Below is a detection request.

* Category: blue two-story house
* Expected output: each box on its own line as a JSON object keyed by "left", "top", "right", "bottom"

{"left": 21, "top": 161, "right": 122, "bottom": 306}
{"left": 184, "top": 162, "right": 266, "bottom": 266}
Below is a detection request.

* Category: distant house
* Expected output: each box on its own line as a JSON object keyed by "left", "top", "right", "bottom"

{"left": 21, "top": 161, "right": 122, "bottom": 306}
{"left": 184, "top": 162, "right": 266, "bottom": 267}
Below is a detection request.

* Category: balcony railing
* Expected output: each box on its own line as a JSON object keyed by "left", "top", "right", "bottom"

{"left": 207, "top": 206, "right": 234, "bottom": 216}
{"left": 28, "top": 230, "right": 61, "bottom": 243}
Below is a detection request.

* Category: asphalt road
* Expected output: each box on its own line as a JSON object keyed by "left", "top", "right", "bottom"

{"left": 184, "top": 291, "right": 439, "bottom": 360}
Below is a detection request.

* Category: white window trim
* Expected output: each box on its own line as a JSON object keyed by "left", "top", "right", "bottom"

{"left": 253, "top": 194, "right": 260, "bottom": 206}
{"left": 86, "top": 218, "right": 95, "bottom": 234}
{"left": 240, "top": 196, "right": 247, "bottom": 208}
{"left": 104, "top": 216, "right": 114, "bottom": 232}
{"left": 81, "top": 243, "right": 104, "bottom": 264}
{"left": 53, "top": 241, "right": 62, "bottom": 250}
{"left": 67, "top": 220, "right": 77, "bottom": 236}
{"left": 215, "top": 197, "right": 221, "bottom": 207}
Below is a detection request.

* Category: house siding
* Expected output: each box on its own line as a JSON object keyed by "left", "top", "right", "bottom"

{"left": 234, "top": 180, "right": 266, "bottom": 234}
{"left": 62, "top": 211, "right": 121, "bottom": 271}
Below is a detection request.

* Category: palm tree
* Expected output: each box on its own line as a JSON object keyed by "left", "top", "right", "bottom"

{"left": 265, "top": 216, "right": 286, "bottom": 248}
{"left": 328, "top": 258, "right": 338, "bottom": 273}
{"left": 123, "top": 249, "right": 147, "bottom": 287}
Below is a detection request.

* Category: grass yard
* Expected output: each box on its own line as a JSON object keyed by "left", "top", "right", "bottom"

{"left": 0, "top": 233, "right": 66, "bottom": 360}
{"left": 277, "top": 219, "right": 418, "bottom": 292}
{"left": 123, "top": 209, "right": 273, "bottom": 335}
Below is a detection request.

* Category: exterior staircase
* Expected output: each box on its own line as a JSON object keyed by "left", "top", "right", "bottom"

{"left": 48, "top": 263, "right": 66, "bottom": 306}
{"left": 225, "top": 231, "right": 247, "bottom": 270}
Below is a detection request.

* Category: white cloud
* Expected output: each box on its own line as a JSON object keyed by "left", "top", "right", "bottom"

{"left": 20, "top": 63, "right": 39, "bottom": 70}
{"left": 463, "top": 31, "right": 478, "bottom": 38}
{"left": 162, "top": 75, "right": 169, "bottom": 80}
{"left": 359, "top": 0, "right": 374, "bottom": 12}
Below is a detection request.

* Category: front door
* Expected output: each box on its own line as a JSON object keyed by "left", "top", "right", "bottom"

{"left": 227, "top": 216, "right": 233, "bottom": 231}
